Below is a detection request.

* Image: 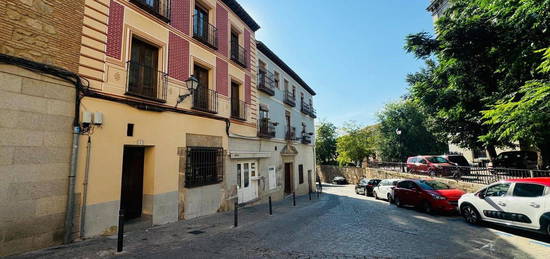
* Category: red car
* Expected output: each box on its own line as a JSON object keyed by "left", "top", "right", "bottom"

{"left": 406, "top": 155, "right": 456, "bottom": 176}
{"left": 393, "top": 179, "right": 465, "bottom": 214}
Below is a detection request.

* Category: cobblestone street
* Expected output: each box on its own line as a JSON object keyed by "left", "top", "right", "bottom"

{"left": 12, "top": 184, "right": 550, "bottom": 258}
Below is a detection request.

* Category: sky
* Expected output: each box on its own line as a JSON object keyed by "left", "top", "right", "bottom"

{"left": 239, "top": 0, "right": 435, "bottom": 128}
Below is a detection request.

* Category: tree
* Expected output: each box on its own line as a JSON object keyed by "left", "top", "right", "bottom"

{"left": 481, "top": 48, "right": 550, "bottom": 168}
{"left": 315, "top": 121, "right": 337, "bottom": 165}
{"left": 336, "top": 122, "right": 377, "bottom": 167}
{"left": 405, "top": 0, "right": 550, "bottom": 159}
{"left": 377, "top": 100, "right": 448, "bottom": 162}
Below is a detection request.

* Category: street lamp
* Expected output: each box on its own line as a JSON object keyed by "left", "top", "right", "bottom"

{"left": 396, "top": 128, "right": 404, "bottom": 172}
{"left": 175, "top": 76, "right": 200, "bottom": 108}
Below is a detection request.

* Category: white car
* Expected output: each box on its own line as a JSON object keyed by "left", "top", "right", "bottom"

{"left": 373, "top": 178, "right": 402, "bottom": 202}
{"left": 458, "top": 178, "right": 550, "bottom": 236}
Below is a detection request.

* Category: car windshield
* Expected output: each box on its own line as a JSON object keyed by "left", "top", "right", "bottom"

{"left": 417, "top": 180, "right": 451, "bottom": 190}
{"left": 427, "top": 157, "right": 449, "bottom": 163}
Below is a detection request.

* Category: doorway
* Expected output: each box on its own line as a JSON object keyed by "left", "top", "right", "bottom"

{"left": 237, "top": 161, "right": 258, "bottom": 204}
{"left": 120, "top": 146, "right": 145, "bottom": 220}
{"left": 284, "top": 163, "right": 292, "bottom": 194}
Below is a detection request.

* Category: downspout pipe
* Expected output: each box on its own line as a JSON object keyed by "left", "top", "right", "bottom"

{"left": 79, "top": 136, "right": 92, "bottom": 238}
{"left": 64, "top": 125, "right": 80, "bottom": 244}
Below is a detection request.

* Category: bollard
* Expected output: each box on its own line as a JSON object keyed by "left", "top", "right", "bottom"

{"left": 234, "top": 200, "right": 238, "bottom": 227}
{"left": 117, "top": 209, "right": 124, "bottom": 252}
{"left": 308, "top": 190, "right": 311, "bottom": 200}
{"left": 317, "top": 189, "right": 319, "bottom": 198}
{"left": 293, "top": 192, "right": 296, "bottom": 206}
{"left": 269, "top": 196, "right": 272, "bottom": 215}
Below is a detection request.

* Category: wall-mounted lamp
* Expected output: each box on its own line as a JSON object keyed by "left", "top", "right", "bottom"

{"left": 175, "top": 76, "right": 200, "bottom": 108}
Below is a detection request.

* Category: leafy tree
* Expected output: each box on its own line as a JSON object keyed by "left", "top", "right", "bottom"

{"left": 336, "top": 122, "right": 377, "bottom": 167}
{"left": 481, "top": 48, "right": 550, "bottom": 168}
{"left": 315, "top": 121, "right": 337, "bottom": 165}
{"left": 377, "top": 100, "right": 448, "bottom": 162}
{"left": 405, "top": 0, "right": 550, "bottom": 159}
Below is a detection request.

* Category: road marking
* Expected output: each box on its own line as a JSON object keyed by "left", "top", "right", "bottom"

{"left": 529, "top": 240, "right": 550, "bottom": 248}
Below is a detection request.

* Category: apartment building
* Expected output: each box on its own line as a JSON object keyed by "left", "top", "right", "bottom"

{"left": 427, "top": 0, "right": 450, "bottom": 21}
{"left": 227, "top": 41, "right": 316, "bottom": 205}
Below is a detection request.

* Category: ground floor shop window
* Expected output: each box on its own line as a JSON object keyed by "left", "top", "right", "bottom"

{"left": 185, "top": 146, "right": 224, "bottom": 187}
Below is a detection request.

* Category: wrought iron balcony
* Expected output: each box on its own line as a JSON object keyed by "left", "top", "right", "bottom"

{"left": 257, "top": 70, "right": 275, "bottom": 96}
{"left": 309, "top": 107, "right": 317, "bottom": 118}
{"left": 258, "top": 118, "right": 276, "bottom": 139}
{"left": 284, "top": 90, "right": 296, "bottom": 107}
{"left": 231, "top": 100, "right": 247, "bottom": 121}
{"left": 130, "top": 0, "right": 171, "bottom": 22}
{"left": 126, "top": 61, "right": 168, "bottom": 102}
{"left": 230, "top": 41, "right": 247, "bottom": 68}
{"left": 301, "top": 102, "right": 317, "bottom": 118}
{"left": 301, "top": 134, "right": 312, "bottom": 144}
{"left": 193, "top": 15, "right": 218, "bottom": 49}
{"left": 192, "top": 88, "right": 218, "bottom": 113}
{"left": 285, "top": 127, "right": 296, "bottom": 141}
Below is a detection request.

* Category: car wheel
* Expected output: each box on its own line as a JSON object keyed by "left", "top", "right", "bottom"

{"left": 387, "top": 194, "right": 393, "bottom": 203}
{"left": 374, "top": 191, "right": 379, "bottom": 200}
{"left": 461, "top": 204, "right": 481, "bottom": 225}
{"left": 395, "top": 196, "right": 403, "bottom": 207}
{"left": 422, "top": 201, "right": 433, "bottom": 214}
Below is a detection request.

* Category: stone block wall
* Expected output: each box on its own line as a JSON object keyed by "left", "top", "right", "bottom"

{"left": 316, "top": 165, "right": 367, "bottom": 185}
{"left": 0, "top": 65, "right": 76, "bottom": 256}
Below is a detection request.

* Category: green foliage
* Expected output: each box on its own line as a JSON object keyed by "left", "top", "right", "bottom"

{"left": 335, "top": 122, "right": 377, "bottom": 167}
{"left": 376, "top": 100, "right": 448, "bottom": 162}
{"left": 315, "top": 121, "right": 337, "bottom": 165}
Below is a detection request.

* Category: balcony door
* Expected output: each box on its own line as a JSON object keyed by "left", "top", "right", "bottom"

{"left": 129, "top": 38, "right": 158, "bottom": 98}
{"left": 194, "top": 65, "right": 209, "bottom": 110}
{"left": 194, "top": 4, "right": 209, "bottom": 39}
{"left": 231, "top": 30, "right": 239, "bottom": 59}
{"left": 231, "top": 82, "right": 240, "bottom": 117}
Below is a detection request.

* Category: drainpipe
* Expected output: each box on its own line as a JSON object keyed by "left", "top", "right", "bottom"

{"left": 64, "top": 125, "right": 81, "bottom": 244}
{"left": 79, "top": 135, "right": 92, "bottom": 238}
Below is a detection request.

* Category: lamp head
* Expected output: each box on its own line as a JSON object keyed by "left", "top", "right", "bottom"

{"left": 185, "top": 75, "right": 199, "bottom": 90}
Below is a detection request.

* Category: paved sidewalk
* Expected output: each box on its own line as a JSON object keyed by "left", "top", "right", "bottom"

{"left": 10, "top": 192, "right": 322, "bottom": 259}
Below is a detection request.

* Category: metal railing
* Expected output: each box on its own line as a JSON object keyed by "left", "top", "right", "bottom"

{"left": 258, "top": 70, "right": 275, "bottom": 96}
{"left": 126, "top": 60, "right": 168, "bottom": 102}
{"left": 185, "top": 146, "right": 224, "bottom": 188}
{"left": 285, "top": 127, "right": 296, "bottom": 141}
{"left": 230, "top": 41, "right": 247, "bottom": 67}
{"left": 231, "top": 99, "right": 247, "bottom": 120}
{"left": 258, "top": 118, "right": 276, "bottom": 138}
{"left": 284, "top": 90, "right": 296, "bottom": 107}
{"left": 193, "top": 15, "right": 217, "bottom": 49}
{"left": 301, "top": 134, "right": 312, "bottom": 144}
{"left": 192, "top": 88, "right": 218, "bottom": 113}
{"left": 369, "top": 162, "right": 550, "bottom": 185}
{"left": 130, "top": 0, "right": 171, "bottom": 22}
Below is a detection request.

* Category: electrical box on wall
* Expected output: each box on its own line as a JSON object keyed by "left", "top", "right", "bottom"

{"left": 82, "top": 112, "right": 92, "bottom": 124}
{"left": 93, "top": 112, "right": 103, "bottom": 125}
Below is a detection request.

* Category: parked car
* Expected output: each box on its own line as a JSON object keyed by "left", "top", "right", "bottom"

{"left": 332, "top": 176, "right": 348, "bottom": 185}
{"left": 458, "top": 178, "right": 550, "bottom": 237}
{"left": 355, "top": 178, "right": 381, "bottom": 196}
{"left": 373, "top": 178, "right": 401, "bottom": 202}
{"left": 488, "top": 151, "right": 538, "bottom": 170}
{"left": 439, "top": 154, "right": 471, "bottom": 175}
{"left": 406, "top": 156, "right": 457, "bottom": 177}
{"left": 393, "top": 179, "right": 465, "bottom": 214}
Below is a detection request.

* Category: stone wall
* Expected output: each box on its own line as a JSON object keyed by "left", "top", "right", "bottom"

{"left": 317, "top": 165, "right": 485, "bottom": 193}
{"left": 0, "top": 0, "right": 85, "bottom": 71}
{"left": 0, "top": 65, "right": 76, "bottom": 256}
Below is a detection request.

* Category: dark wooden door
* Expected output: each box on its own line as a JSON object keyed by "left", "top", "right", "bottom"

{"left": 120, "top": 147, "right": 145, "bottom": 220}
{"left": 231, "top": 82, "right": 239, "bottom": 116}
{"left": 130, "top": 38, "right": 158, "bottom": 98}
{"left": 193, "top": 65, "right": 209, "bottom": 109}
{"left": 284, "top": 163, "right": 292, "bottom": 194}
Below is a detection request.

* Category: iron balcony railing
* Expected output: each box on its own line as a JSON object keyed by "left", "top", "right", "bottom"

{"left": 284, "top": 90, "right": 296, "bottom": 107}
{"left": 258, "top": 118, "right": 276, "bottom": 138}
{"left": 192, "top": 88, "right": 218, "bottom": 113}
{"left": 301, "top": 102, "right": 317, "bottom": 118}
{"left": 230, "top": 41, "right": 247, "bottom": 67}
{"left": 231, "top": 100, "right": 247, "bottom": 121}
{"left": 193, "top": 15, "right": 218, "bottom": 49}
{"left": 285, "top": 127, "right": 296, "bottom": 141}
{"left": 130, "top": 0, "right": 171, "bottom": 22}
{"left": 310, "top": 107, "right": 317, "bottom": 118}
{"left": 257, "top": 70, "right": 275, "bottom": 96}
{"left": 126, "top": 60, "right": 168, "bottom": 102}
{"left": 301, "top": 134, "right": 312, "bottom": 144}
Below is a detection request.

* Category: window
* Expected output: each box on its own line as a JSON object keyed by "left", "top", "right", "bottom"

{"left": 427, "top": 157, "right": 449, "bottom": 163}
{"left": 284, "top": 79, "right": 289, "bottom": 91}
{"left": 417, "top": 180, "right": 451, "bottom": 190}
{"left": 192, "top": 65, "right": 218, "bottom": 113}
{"left": 513, "top": 183, "right": 545, "bottom": 197}
{"left": 485, "top": 183, "right": 510, "bottom": 197}
{"left": 128, "top": 37, "right": 160, "bottom": 100}
{"left": 298, "top": 165, "right": 304, "bottom": 184}
{"left": 274, "top": 71, "right": 280, "bottom": 88}
{"left": 397, "top": 181, "right": 412, "bottom": 189}
{"left": 185, "top": 147, "right": 224, "bottom": 187}
{"left": 130, "top": 0, "right": 170, "bottom": 22}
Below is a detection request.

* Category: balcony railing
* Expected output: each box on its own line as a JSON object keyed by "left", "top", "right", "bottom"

{"left": 192, "top": 88, "right": 218, "bottom": 113}
{"left": 231, "top": 100, "right": 247, "bottom": 121}
{"left": 285, "top": 127, "right": 296, "bottom": 141}
{"left": 130, "top": 0, "right": 171, "bottom": 22}
{"left": 126, "top": 61, "right": 168, "bottom": 102}
{"left": 230, "top": 41, "right": 247, "bottom": 68}
{"left": 258, "top": 118, "right": 276, "bottom": 138}
{"left": 310, "top": 107, "right": 317, "bottom": 118}
{"left": 193, "top": 15, "right": 218, "bottom": 49}
{"left": 257, "top": 70, "right": 275, "bottom": 96}
{"left": 284, "top": 90, "right": 296, "bottom": 107}
{"left": 301, "top": 102, "right": 317, "bottom": 118}
{"left": 301, "top": 134, "right": 312, "bottom": 144}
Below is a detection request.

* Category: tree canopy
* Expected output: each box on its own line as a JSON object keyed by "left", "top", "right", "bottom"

{"left": 315, "top": 121, "right": 337, "bottom": 165}
{"left": 336, "top": 122, "right": 377, "bottom": 167}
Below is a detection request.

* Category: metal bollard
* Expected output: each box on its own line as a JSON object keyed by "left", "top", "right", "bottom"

{"left": 269, "top": 196, "right": 272, "bottom": 215}
{"left": 317, "top": 189, "right": 319, "bottom": 198}
{"left": 293, "top": 192, "right": 296, "bottom": 206}
{"left": 308, "top": 190, "right": 311, "bottom": 200}
{"left": 234, "top": 200, "right": 238, "bottom": 227}
{"left": 117, "top": 209, "right": 124, "bottom": 252}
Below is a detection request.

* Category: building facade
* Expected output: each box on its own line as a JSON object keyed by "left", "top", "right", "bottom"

{"left": 427, "top": 0, "right": 450, "bottom": 21}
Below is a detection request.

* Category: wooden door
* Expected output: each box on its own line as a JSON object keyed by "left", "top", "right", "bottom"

{"left": 284, "top": 163, "right": 292, "bottom": 194}
{"left": 194, "top": 65, "right": 209, "bottom": 109}
{"left": 120, "top": 147, "right": 145, "bottom": 220}
{"left": 130, "top": 38, "right": 158, "bottom": 98}
{"left": 231, "top": 82, "right": 239, "bottom": 116}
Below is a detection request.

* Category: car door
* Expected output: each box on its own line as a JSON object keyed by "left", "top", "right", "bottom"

{"left": 504, "top": 183, "right": 548, "bottom": 230}
{"left": 474, "top": 182, "right": 512, "bottom": 224}
{"left": 376, "top": 180, "right": 387, "bottom": 196}
{"left": 418, "top": 159, "right": 429, "bottom": 174}
{"left": 408, "top": 182, "right": 423, "bottom": 207}
{"left": 396, "top": 181, "right": 413, "bottom": 205}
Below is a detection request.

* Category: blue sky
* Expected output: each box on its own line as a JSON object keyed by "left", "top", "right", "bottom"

{"left": 239, "top": 0, "right": 435, "bottom": 128}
